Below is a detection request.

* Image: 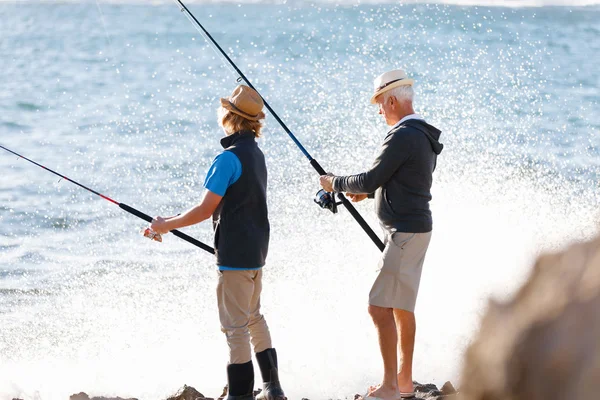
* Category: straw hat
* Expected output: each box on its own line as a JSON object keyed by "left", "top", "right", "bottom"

{"left": 370, "top": 69, "right": 414, "bottom": 104}
{"left": 220, "top": 85, "right": 265, "bottom": 121}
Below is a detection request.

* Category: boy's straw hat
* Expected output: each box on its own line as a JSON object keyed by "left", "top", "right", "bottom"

{"left": 220, "top": 85, "right": 265, "bottom": 121}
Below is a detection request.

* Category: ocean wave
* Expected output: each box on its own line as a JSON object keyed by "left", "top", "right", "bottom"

{"left": 0, "top": 288, "right": 51, "bottom": 296}
{"left": 1, "top": 121, "right": 31, "bottom": 131}
{"left": 2, "top": 0, "right": 600, "bottom": 7}
{"left": 423, "top": 0, "right": 600, "bottom": 6}
{"left": 16, "top": 101, "right": 43, "bottom": 112}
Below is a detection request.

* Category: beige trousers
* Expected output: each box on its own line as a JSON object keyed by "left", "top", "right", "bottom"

{"left": 217, "top": 269, "right": 273, "bottom": 364}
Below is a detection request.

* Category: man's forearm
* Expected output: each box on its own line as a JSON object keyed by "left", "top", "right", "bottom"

{"left": 333, "top": 173, "right": 379, "bottom": 194}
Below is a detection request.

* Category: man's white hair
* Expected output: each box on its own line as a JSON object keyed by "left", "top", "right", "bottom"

{"left": 383, "top": 85, "right": 414, "bottom": 103}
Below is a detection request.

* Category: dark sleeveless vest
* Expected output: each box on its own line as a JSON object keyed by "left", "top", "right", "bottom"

{"left": 212, "top": 130, "right": 269, "bottom": 268}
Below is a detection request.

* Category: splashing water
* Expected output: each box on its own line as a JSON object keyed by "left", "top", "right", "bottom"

{"left": 0, "top": 2, "right": 599, "bottom": 400}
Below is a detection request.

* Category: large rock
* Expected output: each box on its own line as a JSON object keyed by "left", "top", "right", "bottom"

{"left": 460, "top": 235, "right": 600, "bottom": 400}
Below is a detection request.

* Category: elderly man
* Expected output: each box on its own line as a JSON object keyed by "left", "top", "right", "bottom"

{"left": 319, "top": 69, "right": 443, "bottom": 400}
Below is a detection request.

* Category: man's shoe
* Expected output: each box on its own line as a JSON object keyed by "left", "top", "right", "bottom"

{"left": 255, "top": 348, "right": 286, "bottom": 400}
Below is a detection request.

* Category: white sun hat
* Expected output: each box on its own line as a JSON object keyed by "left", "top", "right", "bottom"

{"left": 370, "top": 69, "right": 415, "bottom": 104}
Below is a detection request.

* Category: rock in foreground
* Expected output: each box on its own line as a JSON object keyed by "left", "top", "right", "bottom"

{"left": 69, "top": 392, "right": 138, "bottom": 400}
{"left": 70, "top": 381, "right": 458, "bottom": 400}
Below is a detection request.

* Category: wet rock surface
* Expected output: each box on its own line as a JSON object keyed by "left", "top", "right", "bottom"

{"left": 350, "top": 382, "right": 458, "bottom": 400}
{"left": 69, "top": 381, "right": 457, "bottom": 400}
{"left": 413, "top": 381, "right": 458, "bottom": 399}
{"left": 69, "top": 392, "right": 138, "bottom": 400}
{"left": 165, "top": 385, "right": 209, "bottom": 400}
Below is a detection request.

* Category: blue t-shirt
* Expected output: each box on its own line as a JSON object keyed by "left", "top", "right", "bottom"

{"left": 203, "top": 151, "right": 242, "bottom": 196}
{"left": 203, "top": 151, "right": 261, "bottom": 271}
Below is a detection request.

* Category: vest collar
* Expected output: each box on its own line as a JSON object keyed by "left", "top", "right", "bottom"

{"left": 220, "top": 130, "right": 256, "bottom": 149}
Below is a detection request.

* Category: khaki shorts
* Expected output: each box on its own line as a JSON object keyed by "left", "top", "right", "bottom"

{"left": 369, "top": 231, "right": 432, "bottom": 312}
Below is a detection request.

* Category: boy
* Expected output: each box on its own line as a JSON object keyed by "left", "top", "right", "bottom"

{"left": 151, "top": 85, "right": 285, "bottom": 400}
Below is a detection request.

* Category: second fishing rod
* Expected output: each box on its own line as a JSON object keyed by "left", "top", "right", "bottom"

{"left": 0, "top": 144, "right": 214, "bottom": 255}
{"left": 174, "top": 0, "right": 385, "bottom": 252}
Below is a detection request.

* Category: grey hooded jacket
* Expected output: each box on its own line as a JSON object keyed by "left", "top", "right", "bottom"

{"left": 332, "top": 119, "right": 443, "bottom": 233}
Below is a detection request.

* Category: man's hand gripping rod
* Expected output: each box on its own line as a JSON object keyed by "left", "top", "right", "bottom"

{"left": 174, "top": 0, "right": 385, "bottom": 252}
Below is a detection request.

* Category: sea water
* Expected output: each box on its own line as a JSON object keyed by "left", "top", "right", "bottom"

{"left": 0, "top": 1, "right": 599, "bottom": 399}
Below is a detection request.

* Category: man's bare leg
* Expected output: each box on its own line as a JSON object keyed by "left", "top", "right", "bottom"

{"left": 394, "top": 309, "right": 416, "bottom": 393}
{"left": 367, "top": 305, "right": 401, "bottom": 399}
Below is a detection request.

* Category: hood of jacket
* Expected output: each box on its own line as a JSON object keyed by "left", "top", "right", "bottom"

{"left": 403, "top": 119, "right": 443, "bottom": 155}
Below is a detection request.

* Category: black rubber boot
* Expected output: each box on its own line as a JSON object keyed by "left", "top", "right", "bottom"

{"left": 255, "top": 348, "right": 286, "bottom": 400}
{"left": 226, "top": 361, "right": 255, "bottom": 400}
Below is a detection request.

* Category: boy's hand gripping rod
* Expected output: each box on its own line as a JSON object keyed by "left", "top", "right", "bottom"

{"left": 0, "top": 144, "right": 215, "bottom": 255}
{"left": 174, "top": 0, "right": 385, "bottom": 252}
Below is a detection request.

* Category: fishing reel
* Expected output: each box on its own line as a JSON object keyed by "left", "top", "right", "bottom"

{"left": 314, "top": 189, "right": 342, "bottom": 214}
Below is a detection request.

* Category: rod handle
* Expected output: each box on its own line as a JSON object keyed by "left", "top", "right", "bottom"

{"left": 336, "top": 193, "right": 385, "bottom": 252}
{"left": 119, "top": 203, "right": 215, "bottom": 254}
{"left": 309, "top": 160, "right": 385, "bottom": 251}
{"left": 310, "top": 159, "right": 327, "bottom": 175}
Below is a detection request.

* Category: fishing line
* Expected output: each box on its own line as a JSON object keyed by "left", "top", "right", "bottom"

{"left": 172, "top": 0, "right": 385, "bottom": 252}
{"left": 0, "top": 144, "right": 215, "bottom": 254}
{"left": 177, "top": 7, "right": 239, "bottom": 79}
{"left": 95, "top": 0, "right": 122, "bottom": 77}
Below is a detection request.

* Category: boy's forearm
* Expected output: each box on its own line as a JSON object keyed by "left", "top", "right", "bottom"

{"left": 166, "top": 205, "right": 210, "bottom": 231}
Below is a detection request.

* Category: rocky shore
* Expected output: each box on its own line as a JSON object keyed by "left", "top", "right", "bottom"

{"left": 12, "top": 382, "right": 458, "bottom": 400}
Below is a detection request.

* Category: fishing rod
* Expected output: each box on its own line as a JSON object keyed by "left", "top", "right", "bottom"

{"left": 173, "top": 0, "right": 385, "bottom": 252}
{"left": 0, "top": 144, "right": 215, "bottom": 255}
